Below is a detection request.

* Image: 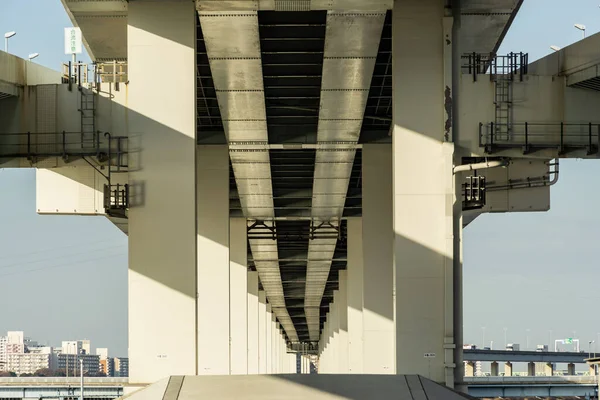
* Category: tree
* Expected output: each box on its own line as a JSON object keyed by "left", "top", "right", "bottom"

{"left": 33, "top": 368, "right": 54, "bottom": 377}
{"left": 0, "top": 371, "right": 16, "bottom": 377}
{"left": 20, "top": 373, "right": 33, "bottom": 377}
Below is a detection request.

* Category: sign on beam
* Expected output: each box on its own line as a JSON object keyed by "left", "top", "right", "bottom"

{"left": 565, "top": 338, "right": 573, "bottom": 344}
{"left": 424, "top": 353, "right": 436, "bottom": 358}
{"left": 64, "top": 27, "right": 82, "bottom": 55}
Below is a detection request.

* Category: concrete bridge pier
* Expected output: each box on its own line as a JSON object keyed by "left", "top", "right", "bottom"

{"left": 545, "top": 362, "right": 554, "bottom": 376}
{"left": 490, "top": 362, "right": 499, "bottom": 376}
{"left": 527, "top": 362, "right": 536, "bottom": 376}
{"left": 568, "top": 363, "right": 576, "bottom": 375}
{"left": 505, "top": 362, "right": 513, "bottom": 377}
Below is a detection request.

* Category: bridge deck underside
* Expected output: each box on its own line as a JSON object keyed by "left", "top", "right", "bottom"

{"left": 197, "top": 11, "right": 392, "bottom": 343}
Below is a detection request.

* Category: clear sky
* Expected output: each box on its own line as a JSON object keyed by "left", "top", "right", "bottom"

{"left": 1, "top": 0, "right": 600, "bottom": 359}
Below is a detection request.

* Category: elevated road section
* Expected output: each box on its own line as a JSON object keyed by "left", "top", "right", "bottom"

{"left": 464, "top": 349, "right": 591, "bottom": 364}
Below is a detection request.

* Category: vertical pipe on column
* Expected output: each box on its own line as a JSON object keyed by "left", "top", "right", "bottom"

{"left": 452, "top": 0, "right": 465, "bottom": 389}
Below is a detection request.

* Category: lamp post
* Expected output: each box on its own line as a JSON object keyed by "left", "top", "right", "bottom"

{"left": 575, "top": 24, "right": 586, "bottom": 38}
{"left": 28, "top": 53, "right": 39, "bottom": 62}
{"left": 80, "top": 358, "right": 84, "bottom": 400}
{"left": 589, "top": 341, "right": 595, "bottom": 359}
{"left": 504, "top": 327, "right": 508, "bottom": 349}
{"left": 4, "top": 31, "right": 16, "bottom": 53}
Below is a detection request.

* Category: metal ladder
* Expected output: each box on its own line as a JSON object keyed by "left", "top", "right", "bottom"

{"left": 493, "top": 60, "right": 513, "bottom": 142}
{"left": 79, "top": 87, "right": 96, "bottom": 149}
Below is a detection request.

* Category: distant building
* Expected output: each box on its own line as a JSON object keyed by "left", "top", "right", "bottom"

{"left": 100, "top": 358, "right": 114, "bottom": 377}
{"left": 96, "top": 348, "right": 108, "bottom": 360}
{"left": 81, "top": 340, "right": 91, "bottom": 355}
{"left": 113, "top": 357, "right": 128, "bottom": 377}
{"left": 96, "top": 348, "right": 112, "bottom": 376}
{"left": 61, "top": 341, "right": 82, "bottom": 355}
{"left": 0, "top": 331, "right": 25, "bottom": 371}
{"left": 57, "top": 354, "right": 100, "bottom": 376}
{"left": 6, "top": 347, "right": 56, "bottom": 376}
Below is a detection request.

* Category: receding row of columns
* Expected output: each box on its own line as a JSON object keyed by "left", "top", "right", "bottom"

{"left": 464, "top": 361, "right": 594, "bottom": 377}
{"left": 127, "top": 0, "right": 461, "bottom": 385}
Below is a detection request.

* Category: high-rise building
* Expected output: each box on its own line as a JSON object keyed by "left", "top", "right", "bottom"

{"left": 100, "top": 358, "right": 114, "bottom": 377}
{"left": 113, "top": 357, "right": 128, "bottom": 377}
{"left": 96, "top": 348, "right": 108, "bottom": 360}
{"left": 81, "top": 340, "right": 91, "bottom": 355}
{"left": 57, "top": 354, "right": 100, "bottom": 376}
{"left": 6, "top": 347, "right": 56, "bottom": 376}
{"left": 0, "top": 331, "right": 25, "bottom": 371}
{"left": 61, "top": 341, "right": 82, "bottom": 355}
{"left": 96, "top": 348, "right": 112, "bottom": 376}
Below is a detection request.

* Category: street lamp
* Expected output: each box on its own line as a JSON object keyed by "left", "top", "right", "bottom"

{"left": 550, "top": 45, "right": 561, "bottom": 52}
{"left": 28, "top": 53, "right": 39, "bottom": 61}
{"left": 589, "top": 341, "right": 595, "bottom": 359}
{"left": 575, "top": 24, "right": 586, "bottom": 38}
{"left": 4, "top": 31, "right": 16, "bottom": 53}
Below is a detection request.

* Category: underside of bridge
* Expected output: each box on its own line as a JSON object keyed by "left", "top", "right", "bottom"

{"left": 192, "top": 4, "right": 521, "bottom": 344}
{"left": 47, "top": 0, "right": 530, "bottom": 385}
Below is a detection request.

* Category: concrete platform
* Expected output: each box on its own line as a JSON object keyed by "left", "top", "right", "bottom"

{"left": 124, "top": 375, "right": 474, "bottom": 400}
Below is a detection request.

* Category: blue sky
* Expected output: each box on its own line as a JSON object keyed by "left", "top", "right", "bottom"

{"left": 1, "top": 0, "right": 600, "bottom": 359}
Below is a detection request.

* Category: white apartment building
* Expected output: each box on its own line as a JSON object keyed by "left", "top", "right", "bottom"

{"left": 62, "top": 340, "right": 92, "bottom": 355}
{"left": 0, "top": 331, "right": 25, "bottom": 371}
{"left": 6, "top": 353, "right": 54, "bottom": 376}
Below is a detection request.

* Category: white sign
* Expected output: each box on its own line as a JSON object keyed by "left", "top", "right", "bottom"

{"left": 64, "top": 27, "right": 82, "bottom": 55}
{"left": 424, "top": 353, "right": 436, "bottom": 358}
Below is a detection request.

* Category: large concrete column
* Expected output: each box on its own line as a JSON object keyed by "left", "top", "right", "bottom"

{"left": 347, "top": 218, "right": 364, "bottom": 373}
{"left": 247, "top": 272, "right": 259, "bottom": 374}
{"left": 567, "top": 363, "right": 575, "bottom": 376}
{"left": 490, "top": 362, "right": 499, "bottom": 377}
{"left": 362, "top": 144, "right": 394, "bottom": 374}
{"left": 127, "top": 1, "right": 197, "bottom": 383}
{"left": 464, "top": 362, "right": 474, "bottom": 377}
{"left": 230, "top": 218, "right": 248, "bottom": 375}
{"left": 330, "top": 292, "right": 339, "bottom": 373}
{"left": 197, "top": 145, "right": 231, "bottom": 375}
{"left": 392, "top": 0, "right": 459, "bottom": 385}
{"left": 258, "top": 291, "right": 267, "bottom": 374}
{"left": 338, "top": 270, "right": 349, "bottom": 373}
{"left": 266, "top": 303, "right": 272, "bottom": 373}
{"left": 504, "top": 362, "right": 513, "bottom": 377}
{"left": 527, "top": 362, "right": 536, "bottom": 377}
{"left": 545, "top": 362, "right": 554, "bottom": 376}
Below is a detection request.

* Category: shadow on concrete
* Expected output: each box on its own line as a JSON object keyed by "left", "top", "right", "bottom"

{"left": 125, "top": 374, "right": 476, "bottom": 400}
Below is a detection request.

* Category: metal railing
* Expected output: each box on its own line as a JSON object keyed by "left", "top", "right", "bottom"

{"left": 463, "top": 176, "right": 486, "bottom": 210}
{"left": 61, "top": 61, "right": 128, "bottom": 90}
{"left": 104, "top": 184, "right": 129, "bottom": 216}
{"left": 0, "top": 131, "right": 103, "bottom": 160}
{"left": 96, "top": 61, "right": 128, "bottom": 84}
{"left": 479, "top": 122, "right": 600, "bottom": 155}
{"left": 462, "top": 52, "right": 529, "bottom": 82}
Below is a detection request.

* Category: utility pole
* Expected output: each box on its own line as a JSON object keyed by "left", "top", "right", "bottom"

{"left": 80, "top": 358, "right": 84, "bottom": 400}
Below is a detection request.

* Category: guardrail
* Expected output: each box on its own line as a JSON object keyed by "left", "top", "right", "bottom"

{"left": 465, "top": 375, "right": 598, "bottom": 384}
{"left": 479, "top": 122, "right": 600, "bottom": 155}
